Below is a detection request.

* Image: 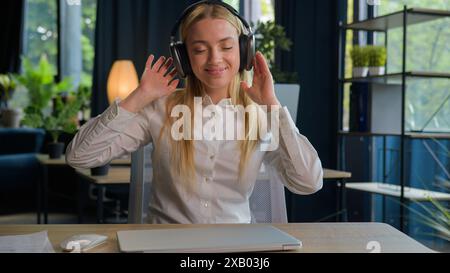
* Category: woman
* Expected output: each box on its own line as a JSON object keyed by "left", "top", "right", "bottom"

{"left": 66, "top": 2, "right": 323, "bottom": 224}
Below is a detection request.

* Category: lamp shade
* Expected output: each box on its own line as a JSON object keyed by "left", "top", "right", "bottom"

{"left": 107, "top": 60, "right": 139, "bottom": 104}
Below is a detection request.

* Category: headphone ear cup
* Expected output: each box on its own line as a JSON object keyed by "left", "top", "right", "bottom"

{"left": 247, "top": 34, "right": 255, "bottom": 70}
{"left": 170, "top": 42, "right": 192, "bottom": 78}
{"left": 239, "top": 35, "right": 247, "bottom": 71}
{"left": 239, "top": 34, "right": 255, "bottom": 71}
{"left": 178, "top": 43, "right": 192, "bottom": 77}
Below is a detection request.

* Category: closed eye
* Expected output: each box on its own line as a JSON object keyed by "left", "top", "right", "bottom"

{"left": 192, "top": 46, "right": 233, "bottom": 54}
{"left": 193, "top": 49, "right": 206, "bottom": 54}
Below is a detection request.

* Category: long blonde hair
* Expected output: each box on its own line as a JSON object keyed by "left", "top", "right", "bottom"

{"left": 156, "top": 4, "right": 259, "bottom": 189}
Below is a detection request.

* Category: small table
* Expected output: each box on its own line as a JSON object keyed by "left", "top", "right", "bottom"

{"left": 35, "top": 154, "right": 130, "bottom": 224}
{"left": 0, "top": 222, "right": 433, "bottom": 253}
{"left": 345, "top": 182, "right": 450, "bottom": 223}
{"left": 323, "top": 168, "right": 352, "bottom": 222}
{"left": 75, "top": 167, "right": 131, "bottom": 224}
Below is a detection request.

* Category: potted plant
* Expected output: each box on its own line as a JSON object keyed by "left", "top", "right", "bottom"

{"left": 0, "top": 73, "right": 22, "bottom": 128}
{"left": 367, "top": 45, "right": 387, "bottom": 76}
{"left": 18, "top": 55, "right": 78, "bottom": 158}
{"left": 91, "top": 164, "right": 110, "bottom": 176}
{"left": 47, "top": 95, "right": 82, "bottom": 159}
{"left": 252, "top": 20, "right": 300, "bottom": 121}
{"left": 22, "top": 92, "right": 81, "bottom": 159}
{"left": 350, "top": 46, "right": 370, "bottom": 77}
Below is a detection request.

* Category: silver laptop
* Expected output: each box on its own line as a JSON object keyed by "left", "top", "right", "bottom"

{"left": 117, "top": 225, "right": 301, "bottom": 253}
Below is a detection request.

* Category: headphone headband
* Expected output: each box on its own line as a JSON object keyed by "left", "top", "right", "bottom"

{"left": 170, "top": 0, "right": 252, "bottom": 40}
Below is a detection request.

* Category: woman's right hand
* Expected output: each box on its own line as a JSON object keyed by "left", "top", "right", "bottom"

{"left": 119, "top": 55, "right": 179, "bottom": 113}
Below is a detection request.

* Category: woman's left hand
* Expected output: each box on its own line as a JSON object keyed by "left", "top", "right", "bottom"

{"left": 240, "top": 51, "right": 280, "bottom": 109}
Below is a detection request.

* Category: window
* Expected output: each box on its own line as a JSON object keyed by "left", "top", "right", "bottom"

{"left": 223, "top": 0, "right": 240, "bottom": 12}
{"left": 376, "top": 0, "right": 450, "bottom": 132}
{"left": 81, "top": 0, "right": 97, "bottom": 88}
{"left": 23, "top": 0, "right": 97, "bottom": 89}
{"left": 14, "top": 0, "right": 96, "bottom": 118}
{"left": 23, "top": 0, "right": 58, "bottom": 69}
{"left": 342, "top": 0, "right": 355, "bottom": 131}
{"left": 259, "top": 0, "right": 275, "bottom": 22}
{"left": 223, "top": 0, "right": 275, "bottom": 23}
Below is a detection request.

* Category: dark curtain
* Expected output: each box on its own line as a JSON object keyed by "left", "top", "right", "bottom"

{"left": 275, "top": 0, "right": 346, "bottom": 222}
{"left": 91, "top": 0, "right": 200, "bottom": 116}
{"left": 0, "top": 0, "right": 25, "bottom": 73}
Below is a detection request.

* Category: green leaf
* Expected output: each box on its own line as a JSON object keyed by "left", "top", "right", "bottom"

{"left": 252, "top": 20, "right": 297, "bottom": 83}
{"left": 17, "top": 55, "right": 82, "bottom": 137}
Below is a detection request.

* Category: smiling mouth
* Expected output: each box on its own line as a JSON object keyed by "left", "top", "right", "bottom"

{"left": 205, "top": 67, "right": 228, "bottom": 76}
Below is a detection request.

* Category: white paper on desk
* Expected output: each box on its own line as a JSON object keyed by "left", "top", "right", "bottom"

{"left": 0, "top": 231, "right": 55, "bottom": 253}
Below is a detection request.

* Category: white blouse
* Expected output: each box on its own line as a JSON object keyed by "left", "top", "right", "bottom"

{"left": 65, "top": 93, "right": 323, "bottom": 224}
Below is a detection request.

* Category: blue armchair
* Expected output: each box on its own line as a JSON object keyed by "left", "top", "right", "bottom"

{"left": 0, "top": 128, "right": 45, "bottom": 214}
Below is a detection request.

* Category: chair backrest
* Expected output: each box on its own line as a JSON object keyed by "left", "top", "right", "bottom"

{"left": 128, "top": 144, "right": 153, "bottom": 224}
{"left": 250, "top": 163, "right": 288, "bottom": 223}
{"left": 128, "top": 144, "right": 287, "bottom": 224}
{"left": 274, "top": 83, "right": 300, "bottom": 124}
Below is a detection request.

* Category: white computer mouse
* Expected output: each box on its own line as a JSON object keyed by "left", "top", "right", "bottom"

{"left": 60, "top": 234, "right": 108, "bottom": 252}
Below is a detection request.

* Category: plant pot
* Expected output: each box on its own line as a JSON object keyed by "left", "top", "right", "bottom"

{"left": 0, "top": 108, "right": 22, "bottom": 128}
{"left": 352, "top": 67, "right": 369, "bottom": 78}
{"left": 91, "top": 164, "right": 110, "bottom": 176}
{"left": 369, "top": 66, "right": 385, "bottom": 76}
{"left": 48, "top": 142, "right": 65, "bottom": 159}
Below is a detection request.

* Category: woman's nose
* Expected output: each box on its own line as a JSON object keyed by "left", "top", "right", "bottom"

{"left": 208, "top": 48, "right": 222, "bottom": 64}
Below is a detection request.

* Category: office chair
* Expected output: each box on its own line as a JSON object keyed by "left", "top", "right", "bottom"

{"left": 128, "top": 144, "right": 287, "bottom": 224}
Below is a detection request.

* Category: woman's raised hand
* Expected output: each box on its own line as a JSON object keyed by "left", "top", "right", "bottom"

{"left": 140, "top": 55, "right": 179, "bottom": 100}
{"left": 240, "top": 52, "right": 280, "bottom": 110}
{"left": 120, "top": 55, "right": 179, "bottom": 113}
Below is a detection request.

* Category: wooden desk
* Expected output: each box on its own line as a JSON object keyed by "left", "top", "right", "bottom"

{"left": 0, "top": 223, "right": 432, "bottom": 253}
{"left": 35, "top": 154, "right": 131, "bottom": 224}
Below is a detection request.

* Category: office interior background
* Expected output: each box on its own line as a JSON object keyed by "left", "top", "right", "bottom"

{"left": 0, "top": 0, "right": 449, "bottom": 252}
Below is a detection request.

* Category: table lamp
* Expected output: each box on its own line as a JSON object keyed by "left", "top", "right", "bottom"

{"left": 107, "top": 60, "right": 139, "bottom": 104}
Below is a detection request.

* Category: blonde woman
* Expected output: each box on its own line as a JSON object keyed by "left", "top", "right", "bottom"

{"left": 66, "top": 1, "right": 323, "bottom": 224}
